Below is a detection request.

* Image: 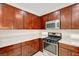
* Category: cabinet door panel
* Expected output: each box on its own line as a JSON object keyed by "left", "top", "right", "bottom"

{"left": 0, "top": 43, "right": 21, "bottom": 56}
{"left": 14, "top": 8, "right": 24, "bottom": 29}
{"left": 72, "top": 4, "right": 79, "bottom": 29}
{"left": 49, "top": 11, "right": 60, "bottom": 21}
{"left": 32, "top": 16, "right": 41, "bottom": 29}
{"left": 22, "top": 39, "right": 40, "bottom": 56}
{"left": 2, "top": 4, "right": 15, "bottom": 29}
{"left": 22, "top": 46, "right": 29, "bottom": 56}
{"left": 61, "top": 7, "right": 72, "bottom": 29}
{"left": 59, "top": 47, "right": 71, "bottom": 56}
{"left": 24, "top": 13, "right": 32, "bottom": 29}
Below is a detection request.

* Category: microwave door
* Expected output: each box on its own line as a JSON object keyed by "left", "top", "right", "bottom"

{"left": 46, "top": 23, "right": 55, "bottom": 29}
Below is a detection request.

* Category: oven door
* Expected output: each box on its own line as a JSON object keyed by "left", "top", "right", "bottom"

{"left": 44, "top": 41, "right": 58, "bottom": 55}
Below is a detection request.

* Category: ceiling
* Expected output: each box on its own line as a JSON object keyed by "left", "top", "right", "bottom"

{"left": 8, "top": 3, "right": 74, "bottom": 16}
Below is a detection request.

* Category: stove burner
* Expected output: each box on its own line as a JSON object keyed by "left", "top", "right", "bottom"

{"left": 43, "top": 32, "right": 62, "bottom": 44}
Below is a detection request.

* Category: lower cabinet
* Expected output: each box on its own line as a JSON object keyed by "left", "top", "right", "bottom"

{"left": 22, "top": 39, "right": 40, "bottom": 56}
{"left": 59, "top": 43, "right": 79, "bottom": 56}
{"left": 0, "top": 39, "right": 41, "bottom": 56}
{"left": 0, "top": 43, "right": 22, "bottom": 56}
{"left": 59, "top": 47, "right": 71, "bottom": 56}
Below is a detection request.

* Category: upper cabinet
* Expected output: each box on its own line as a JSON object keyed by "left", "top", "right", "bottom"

{"left": 0, "top": 3, "right": 41, "bottom": 29}
{"left": 24, "top": 13, "right": 31, "bottom": 29}
{"left": 72, "top": 4, "right": 79, "bottom": 29}
{"left": 31, "top": 15, "right": 41, "bottom": 29}
{"left": 24, "top": 13, "right": 41, "bottom": 29}
{"left": 41, "top": 3, "right": 79, "bottom": 29}
{"left": 61, "top": 6, "right": 72, "bottom": 29}
{"left": 0, "top": 4, "right": 15, "bottom": 29}
{"left": 49, "top": 11, "right": 60, "bottom": 21}
{"left": 14, "top": 8, "right": 24, "bottom": 29}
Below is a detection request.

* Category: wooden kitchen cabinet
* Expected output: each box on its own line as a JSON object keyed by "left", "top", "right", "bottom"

{"left": 0, "top": 4, "right": 15, "bottom": 29}
{"left": 61, "top": 6, "right": 72, "bottom": 29}
{"left": 31, "top": 15, "right": 41, "bottom": 29}
{"left": 39, "top": 39, "right": 43, "bottom": 52}
{"left": 49, "top": 11, "right": 60, "bottom": 21}
{"left": 59, "top": 47, "right": 71, "bottom": 56}
{"left": 24, "top": 12, "right": 41, "bottom": 29}
{"left": 24, "top": 13, "right": 32, "bottom": 29}
{"left": 22, "top": 39, "right": 40, "bottom": 56}
{"left": 0, "top": 43, "right": 22, "bottom": 56}
{"left": 14, "top": 8, "right": 24, "bottom": 29}
{"left": 72, "top": 4, "right": 79, "bottom": 29}
{"left": 41, "top": 16, "right": 47, "bottom": 29}
{"left": 59, "top": 43, "right": 79, "bottom": 56}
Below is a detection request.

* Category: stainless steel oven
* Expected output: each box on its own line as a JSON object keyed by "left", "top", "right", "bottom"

{"left": 43, "top": 41, "right": 58, "bottom": 55}
{"left": 43, "top": 32, "right": 62, "bottom": 56}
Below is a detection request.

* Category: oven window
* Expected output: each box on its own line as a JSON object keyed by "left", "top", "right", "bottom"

{"left": 44, "top": 42, "right": 57, "bottom": 55}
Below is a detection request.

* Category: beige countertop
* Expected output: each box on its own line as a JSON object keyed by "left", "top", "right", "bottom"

{"left": 59, "top": 39, "right": 79, "bottom": 47}
{"left": 0, "top": 30, "right": 41, "bottom": 48}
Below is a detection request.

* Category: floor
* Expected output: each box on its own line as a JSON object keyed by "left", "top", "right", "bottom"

{"left": 33, "top": 49, "right": 56, "bottom": 56}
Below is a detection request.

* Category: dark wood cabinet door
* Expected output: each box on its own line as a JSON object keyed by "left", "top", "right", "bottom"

{"left": 33, "top": 39, "right": 39, "bottom": 52}
{"left": 1, "top": 4, "right": 15, "bottom": 29}
{"left": 72, "top": 4, "right": 79, "bottom": 29}
{"left": 61, "top": 7, "right": 72, "bottom": 29}
{"left": 0, "top": 43, "right": 22, "bottom": 56}
{"left": 49, "top": 11, "right": 60, "bottom": 21}
{"left": 22, "top": 39, "right": 40, "bottom": 56}
{"left": 14, "top": 8, "right": 24, "bottom": 29}
{"left": 28, "top": 39, "right": 39, "bottom": 55}
{"left": 39, "top": 39, "right": 43, "bottom": 52}
{"left": 41, "top": 16, "right": 47, "bottom": 29}
{"left": 31, "top": 16, "right": 41, "bottom": 29}
{"left": 24, "top": 13, "right": 32, "bottom": 29}
{"left": 59, "top": 47, "right": 71, "bottom": 56}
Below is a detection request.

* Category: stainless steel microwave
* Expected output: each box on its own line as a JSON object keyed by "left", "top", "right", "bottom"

{"left": 46, "top": 20, "right": 60, "bottom": 29}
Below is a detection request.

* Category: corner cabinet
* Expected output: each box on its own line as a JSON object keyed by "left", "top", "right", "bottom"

{"left": 59, "top": 43, "right": 79, "bottom": 56}
{"left": 22, "top": 39, "right": 40, "bottom": 56}
{"left": 60, "top": 6, "right": 72, "bottom": 29}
